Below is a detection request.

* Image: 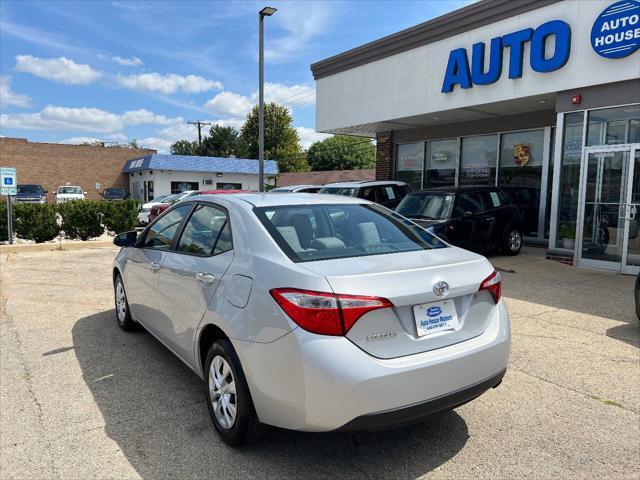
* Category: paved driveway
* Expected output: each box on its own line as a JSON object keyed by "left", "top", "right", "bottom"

{"left": 1, "top": 246, "right": 638, "bottom": 479}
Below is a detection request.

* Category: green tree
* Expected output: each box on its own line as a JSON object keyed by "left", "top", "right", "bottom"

{"left": 170, "top": 139, "right": 197, "bottom": 155}
{"left": 307, "top": 135, "right": 375, "bottom": 171}
{"left": 238, "top": 103, "right": 307, "bottom": 172}
{"left": 201, "top": 125, "right": 239, "bottom": 157}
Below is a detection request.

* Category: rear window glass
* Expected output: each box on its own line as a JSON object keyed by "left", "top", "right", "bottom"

{"left": 396, "top": 194, "right": 454, "bottom": 221}
{"left": 254, "top": 204, "right": 447, "bottom": 263}
{"left": 319, "top": 187, "right": 357, "bottom": 196}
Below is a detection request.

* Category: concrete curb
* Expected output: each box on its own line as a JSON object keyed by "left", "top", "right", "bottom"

{"left": 0, "top": 239, "right": 116, "bottom": 254}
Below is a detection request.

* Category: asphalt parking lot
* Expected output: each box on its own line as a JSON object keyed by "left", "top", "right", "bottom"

{"left": 1, "top": 246, "right": 639, "bottom": 480}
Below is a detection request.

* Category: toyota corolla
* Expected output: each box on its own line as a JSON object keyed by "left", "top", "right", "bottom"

{"left": 112, "top": 193, "right": 510, "bottom": 445}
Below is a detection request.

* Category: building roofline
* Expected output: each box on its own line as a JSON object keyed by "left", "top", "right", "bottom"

{"left": 310, "top": 0, "right": 562, "bottom": 80}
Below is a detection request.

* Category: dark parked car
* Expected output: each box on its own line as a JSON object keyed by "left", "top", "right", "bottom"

{"left": 101, "top": 187, "right": 129, "bottom": 201}
{"left": 319, "top": 180, "right": 409, "bottom": 209}
{"left": 15, "top": 184, "right": 47, "bottom": 203}
{"left": 396, "top": 185, "right": 523, "bottom": 255}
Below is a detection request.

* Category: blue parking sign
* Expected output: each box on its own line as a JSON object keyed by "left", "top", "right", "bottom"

{"left": 1, "top": 167, "right": 17, "bottom": 195}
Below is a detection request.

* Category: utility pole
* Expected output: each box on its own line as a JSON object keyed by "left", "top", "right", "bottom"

{"left": 188, "top": 121, "right": 212, "bottom": 155}
{"left": 259, "top": 6, "right": 277, "bottom": 192}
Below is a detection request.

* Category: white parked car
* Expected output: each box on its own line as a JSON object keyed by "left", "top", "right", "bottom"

{"left": 55, "top": 186, "right": 86, "bottom": 204}
{"left": 269, "top": 185, "right": 323, "bottom": 193}
{"left": 113, "top": 193, "right": 511, "bottom": 446}
{"left": 136, "top": 193, "right": 177, "bottom": 225}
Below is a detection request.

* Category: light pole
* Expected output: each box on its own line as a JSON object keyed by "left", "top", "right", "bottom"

{"left": 258, "top": 6, "right": 277, "bottom": 192}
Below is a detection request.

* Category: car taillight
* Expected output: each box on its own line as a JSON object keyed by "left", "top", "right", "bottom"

{"left": 479, "top": 270, "right": 501, "bottom": 304}
{"left": 270, "top": 288, "right": 393, "bottom": 336}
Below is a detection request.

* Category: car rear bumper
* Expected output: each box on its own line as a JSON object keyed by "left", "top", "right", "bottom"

{"left": 235, "top": 299, "right": 511, "bottom": 432}
{"left": 337, "top": 368, "right": 505, "bottom": 431}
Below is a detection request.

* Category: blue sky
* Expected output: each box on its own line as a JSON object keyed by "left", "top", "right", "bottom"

{"left": 0, "top": 0, "right": 471, "bottom": 152}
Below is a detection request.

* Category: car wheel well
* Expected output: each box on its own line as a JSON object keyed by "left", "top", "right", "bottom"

{"left": 113, "top": 267, "right": 121, "bottom": 284}
{"left": 199, "top": 324, "right": 229, "bottom": 373}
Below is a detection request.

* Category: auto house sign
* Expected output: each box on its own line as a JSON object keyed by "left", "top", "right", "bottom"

{"left": 591, "top": 0, "right": 640, "bottom": 58}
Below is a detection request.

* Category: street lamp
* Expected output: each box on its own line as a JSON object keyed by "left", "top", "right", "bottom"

{"left": 258, "top": 6, "right": 277, "bottom": 192}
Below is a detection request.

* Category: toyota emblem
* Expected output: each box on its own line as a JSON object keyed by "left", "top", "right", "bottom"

{"left": 433, "top": 281, "right": 449, "bottom": 297}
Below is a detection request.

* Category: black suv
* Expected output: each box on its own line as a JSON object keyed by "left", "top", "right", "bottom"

{"left": 396, "top": 185, "right": 523, "bottom": 255}
{"left": 319, "top": 181, "right": 409, "bottom": 209}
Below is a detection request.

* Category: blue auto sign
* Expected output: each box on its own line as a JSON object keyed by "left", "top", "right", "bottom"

{"left": 591, "top": 0, "right": 640, "bottom": 58}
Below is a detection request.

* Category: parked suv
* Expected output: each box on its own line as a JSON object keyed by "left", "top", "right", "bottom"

{"left": 101, "top": 187, "right": 128, "bottom": 201}
{"left": 55, "top": 185, "right": 86, "bottom": 204}
{"left": 15, "top": 184, "right": 47, "bottom": 203}
{"left": 319, "top": 180, "right": 409, "bottom": 209}
{"left": 396, "top": 186, "right": 523, "bottom": 255}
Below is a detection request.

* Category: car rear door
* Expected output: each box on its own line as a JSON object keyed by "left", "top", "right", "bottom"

{"left": 124, "top": 204, "right": 193, "bottom": 332}
{"left": 156, "top": 203, "right": 234, "bottom": 366}
{"left": 451, "top": 193, "right": 484, "bottom": 250}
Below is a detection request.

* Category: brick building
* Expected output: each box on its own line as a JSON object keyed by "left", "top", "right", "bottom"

{"left": 0, "top": 137, "right": 155, "bottom": 201}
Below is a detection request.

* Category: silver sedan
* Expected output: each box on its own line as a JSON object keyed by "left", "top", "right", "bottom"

{"left": 112, "top": 193, "right": 510, "bottom": 445}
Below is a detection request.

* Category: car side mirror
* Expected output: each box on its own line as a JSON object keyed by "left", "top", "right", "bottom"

{"left": 43, "top": 190, "right": 48, "bottom": 194}
{"left": 83, "top": 191, "right": 88, "bottom": 195}
{"left": 114, "top": 230, "right": 137, "bottom": 248}
{"left": 463, "top": 211, "right": 474, "bottom": 218}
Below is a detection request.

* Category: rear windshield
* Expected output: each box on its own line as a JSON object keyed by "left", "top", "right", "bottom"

{"left": 254, "top": 203, "right": 447, "bottom": 263}
{"left": 17, "top": 185, "right": 43, "bottom": 194}
{"left": 396, "top": 193, "right": 454, "bottom": 221}
{"left": 319, "top": 187, "right": 357, "bottom": 196}
{"left": 104, "top": 188, "right": 124, "bottom": 195}
{"left": 58, "top": 186, "right": 82, "bottom": 194}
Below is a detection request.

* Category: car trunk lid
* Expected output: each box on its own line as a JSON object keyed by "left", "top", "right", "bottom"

{"left": 299, "top": 247, "right": 496, "bottom": 359}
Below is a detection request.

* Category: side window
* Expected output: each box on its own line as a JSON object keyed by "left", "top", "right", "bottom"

{"left": 454, "top": 193, "right": 485, "bottom": 216}
{"left": 393, "top": 184, "right": 408, "bottom": 200}
{"left": 144, "top": 204, "right": 192, "bottom": 250}
{"left": 379, "top": 185, "right": 396, "bottom": 202}
{"left": 177, "top": 204, "right": 231, "bottom": 256}
{"left": 483, "top": 190, "right": 503, "bottom": 209}
{"left": 360, "top": 187, "right": 377, "bottom": 202}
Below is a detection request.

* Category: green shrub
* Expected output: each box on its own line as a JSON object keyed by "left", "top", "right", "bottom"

{"left": 100, "top": 199, "right": 139, "bottom": 234}
{"left": 57, "top": 200, "right": 104, "bottom": 240}
{"left": 13, "top": 203, "right": 60, "bottom": 243}
{"left": 0, "top": 201, "right": 8, "bottom": 242}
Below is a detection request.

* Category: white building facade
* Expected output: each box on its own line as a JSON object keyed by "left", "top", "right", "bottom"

{"left": 124, "top": 154, "right": 278, "bottom": 200}
{"left": 312, "top": 0, "right": 640, "bottom": 274}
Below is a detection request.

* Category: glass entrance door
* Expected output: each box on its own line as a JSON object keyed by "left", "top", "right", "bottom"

{"left": 577, "top": 145, "right": 640, "bottom": 273}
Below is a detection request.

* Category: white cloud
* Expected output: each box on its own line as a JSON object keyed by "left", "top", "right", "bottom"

{"left": 158, "top": 118, "right": 243, "bottom": 144}
{"left": 0, "top": 76, "right": 32, "bottom": 107}
{"left": 0, "top": 105, "right": 182, "bottom": 133}
{"left": 204, "top": 83, "right": 314, "bottom": 117}
{"left": 265, "top": 3, "right": 334, "bottom": 63}
{"left": 138, "top": 137, "right": 173, "bottom": 153}
{"left": 296, "top": 127, "right": 332, "bottom": 150}
{"left": 60, "top": 132, "right": 130, "bottom": 145}
{"left": 59, "top": 136, "right": 102, "bottom": 145}
{"left": 15, "top": 55, "right": 101, "bottom": 85}
{"left": 204, "top": 91, "right": 253, "bottom": 117}
{"left": 116, "top": 72, "right": 223, "bottom": 94}
{"left": 111, "top": 55, "right": 143, "bottom": 67}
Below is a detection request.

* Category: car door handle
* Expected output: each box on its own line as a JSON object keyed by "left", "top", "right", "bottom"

{"left": 196, "top": 272, "right": 216, "bottom": 284}
{"left": 485, "top": 216, "right": 495, "bottom": 221}
{"left": 148, "top": 262, "right": 161, "bottom": 271}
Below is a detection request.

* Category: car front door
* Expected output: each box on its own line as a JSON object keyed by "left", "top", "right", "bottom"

{"left": 451, "top": 192, "right": 485, "bottom": 251}
{"left": 156, "top": 203, "right": 234, "bottom": 366}
{"left": 124, "top": 204, "right": 193, "bottom": 333}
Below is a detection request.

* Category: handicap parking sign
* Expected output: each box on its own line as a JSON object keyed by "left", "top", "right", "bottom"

{"left": 1, "top": 167, "right": 17, "bottom": 195}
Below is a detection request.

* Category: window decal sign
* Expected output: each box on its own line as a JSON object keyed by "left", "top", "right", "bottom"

{"left": 442, "top": 20, "right": 572, "bottom": 93}
{"left": 591, "top": 0, "right": 640, "bottom": 59}
{"left": 513, "top": 144, "right": 532, "bottom": 167}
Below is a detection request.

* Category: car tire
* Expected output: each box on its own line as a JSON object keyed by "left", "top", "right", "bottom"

{"left": 502, "top": 228, "right": 522, "bottom": 256}
{"left": 114, "top": 274, "right": 137, "bottom": 331}
{"left": 204, "top": 339, "right": 265, "bottom": 446}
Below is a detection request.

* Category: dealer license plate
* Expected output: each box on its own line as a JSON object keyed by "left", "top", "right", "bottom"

{"left": 413, "top": 300, "right": 459, "bottom": 337}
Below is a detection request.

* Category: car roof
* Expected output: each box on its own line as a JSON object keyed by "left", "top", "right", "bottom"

{"left": 409, "top": 185, "right": 502, "bottom": 195}
{"left": 322, "top": 180, "right": 407, "bottom": 188}
{"left": 273, "top": 184, "right": 323, "bottom": 190}
{"left": 190, "top": 192, "right": 370, "bottom": 208}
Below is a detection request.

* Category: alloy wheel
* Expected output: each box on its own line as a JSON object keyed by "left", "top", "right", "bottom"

{"left": 209, "top": 355, "right": 237, "bottom": 429}
{"left": 509, "top": 231, "right": 522, "bottom": 252}
{"left": 115, "top": 282, "right": 127, "bottom": 324}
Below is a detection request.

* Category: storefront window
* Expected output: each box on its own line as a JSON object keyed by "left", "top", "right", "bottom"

{"left": 395, "top": 142, "right": 424, "bottom": 190}
{"left": 460, "top": 135, "right": 497, "bottom": 185}
{"left": 587, "top": 104, "right": 640, "bottom": 146}
{"left": 498, "top": 129, "right": 545, "bottom": 237}
{"left": 555, "top": 112, "right": 584, "bottom": 249}
{"left": 425, "top": 139, "right": 457, "bottom": 188}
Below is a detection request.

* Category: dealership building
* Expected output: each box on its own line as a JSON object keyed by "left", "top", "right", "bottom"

{"left": 312, "top": 0, "right": 640, "bottom": 273}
